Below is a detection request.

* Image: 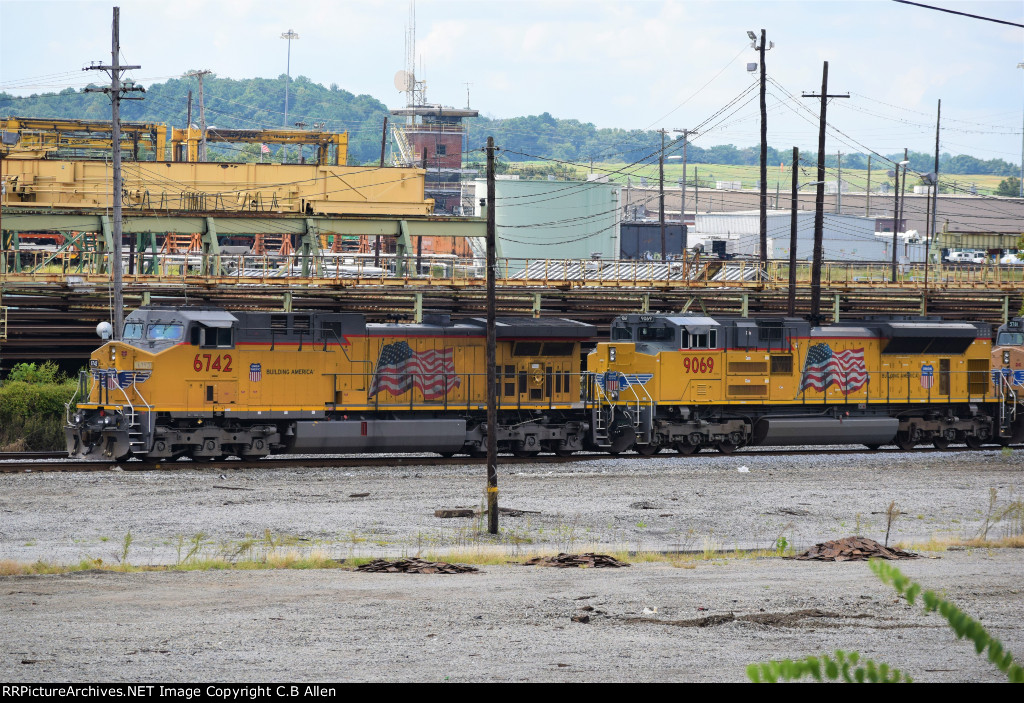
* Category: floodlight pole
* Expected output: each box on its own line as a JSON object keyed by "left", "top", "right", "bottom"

{"left": 281, "top": 29, "right": 299, "bottom": 163}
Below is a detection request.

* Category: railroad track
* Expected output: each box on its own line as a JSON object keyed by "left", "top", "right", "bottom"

{"left": 1, "top": 444, "right": 1019, "bottom": 474}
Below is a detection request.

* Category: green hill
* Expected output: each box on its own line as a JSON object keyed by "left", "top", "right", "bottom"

{"left": 1, "top": 74, "right": 1018, "bottom": 178}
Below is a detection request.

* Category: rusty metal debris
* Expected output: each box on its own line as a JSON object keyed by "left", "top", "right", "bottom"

{"left": 790, "top": 536, "right": 920, "bottom": 561}
{"left": 523, "top": 553, "right": 630, "bottom": 568}
{"left": 355, "top": 558, "right": 479, "bottom": 574}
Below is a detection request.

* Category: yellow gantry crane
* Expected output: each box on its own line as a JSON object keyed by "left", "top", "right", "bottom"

{"left": 1, "top": 116, "right": 347, "bottom": 165}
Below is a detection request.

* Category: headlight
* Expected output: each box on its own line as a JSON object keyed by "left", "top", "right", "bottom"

{"left": 73, "top": 413, "right": 82, "bottom": 424}
{"left": 104, "top": 416, "right": 114, "bottom": 426}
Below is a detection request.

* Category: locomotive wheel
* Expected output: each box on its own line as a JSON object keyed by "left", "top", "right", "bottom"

{"left": 438, "top": 452, "right": 456, "bottom": 458}
{"left": 607, "top": 426, "right": 636, "bottom": 455}
{"left": 675, "top": 442, "right": 700, "bottom": 455}
{"left": 512, "top": 449, "right": 541, "bottom": 458}
{"left": 863, "top": 444, "right": 880, "bottom": 451}
{"left": 635, "top": 443, "right": 661, "bottom": 456}
{"left": 932, "top": 436, "right": 950, "bottom": 450}
{"left": 896, "top": 437, "right": 916, "bottom": 451}
{"left": 554, "top": 448, "right": 576, "bottom": 457}
{"left": 716, "top": 441, "right": 738, "bottom": 454}
{"left": 965, "top": 435, "right": 984, "bottom": 449}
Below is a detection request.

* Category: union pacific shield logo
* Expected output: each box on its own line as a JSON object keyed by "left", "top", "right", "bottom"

{"left": 920, "top": 364, "right": 934, "bottom": 390}
{"left": 595, "top": 372, "right": 653, "bottom": 392}
{"left": 250, "top": 363, "right": 262, "bottom": 382}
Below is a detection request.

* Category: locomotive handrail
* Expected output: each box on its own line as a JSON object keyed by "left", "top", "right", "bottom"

{"left": 65, "top": 369, "right": 91, "bottom": 425}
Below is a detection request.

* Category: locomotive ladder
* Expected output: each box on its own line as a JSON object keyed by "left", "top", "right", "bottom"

{"left": 628, "top": 381, "right": 655, "bottom": 444}
{"left": 113, "top": 383, "right": 153, "bottom": 455}
{"left": 588, "top": 374, "right": 611, "bottom": 447}
{"left": 996, "top": 372, "right": 1019, "bottom": 437}
{"left": 587, "top": 373, "right": 656, "bottom": 447}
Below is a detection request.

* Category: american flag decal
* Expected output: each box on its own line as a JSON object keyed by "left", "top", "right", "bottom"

{"left": 250, "top": 363, "right": 262, "bottom": 382}
{"left": 798, "top": 343, "right": 867, "bottom": 396}
{"left": 369, "top": 341, "right": 461, "bottom": 400}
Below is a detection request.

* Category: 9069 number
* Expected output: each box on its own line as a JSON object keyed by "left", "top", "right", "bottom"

{"left": 682, "top": 356, "right": 714, "bottom": 374}
{"left": 193, "top": 353, "right": 233, "bottom": 373}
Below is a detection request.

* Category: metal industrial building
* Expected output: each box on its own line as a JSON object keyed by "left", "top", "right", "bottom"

{"left": 687, "top": 210, "right": 929, "bottom": 262}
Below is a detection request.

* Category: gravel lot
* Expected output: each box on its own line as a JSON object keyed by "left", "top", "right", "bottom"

{"left": 2, "top": 448, "right": 1022, "bottom": 682}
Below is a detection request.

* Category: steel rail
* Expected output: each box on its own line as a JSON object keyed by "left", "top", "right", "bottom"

{"left": 1, "top": 445, "right": 1019, "bottom": 474}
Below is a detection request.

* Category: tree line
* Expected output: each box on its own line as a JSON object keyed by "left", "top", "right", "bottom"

{"left": 1, "top": 74, "right": 1018, "bottom": 177}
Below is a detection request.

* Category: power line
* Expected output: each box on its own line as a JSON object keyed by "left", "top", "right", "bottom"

{"left": 892, "top": 0, "right": 1024, "bottom": 28}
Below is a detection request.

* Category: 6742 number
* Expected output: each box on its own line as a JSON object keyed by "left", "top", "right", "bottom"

{"left": 193, "top": 353, "right": 233, "bottom": 373}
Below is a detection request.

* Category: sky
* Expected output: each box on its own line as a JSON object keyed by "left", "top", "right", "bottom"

{"left": 1, "top": 0, "right": 1022, "bottom": 164}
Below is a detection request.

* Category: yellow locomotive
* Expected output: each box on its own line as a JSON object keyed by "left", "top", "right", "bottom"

{"left": 65, "top": 306, "right": 594, "bottom": 461}
{"left": 588, "top": 314, "right": 1023, "bottom": 454}
{"left": 65, "top": 308, "right": 1024, "bottom": 461}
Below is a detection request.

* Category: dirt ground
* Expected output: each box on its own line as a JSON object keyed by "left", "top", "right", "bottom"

{"left": 2, "top": 448, "right": 1022, "bottom": 682}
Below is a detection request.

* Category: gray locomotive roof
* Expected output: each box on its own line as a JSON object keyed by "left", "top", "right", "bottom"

{"left": 875, "top": 321, "right": 982, "bottom": 338}
{"left": 128, "top": 307, "right": 238, "bottom": 327}
{"left": 661, "top": 316, "right": 720, "bottom": 328}
{"left": 466, "top": 317, "right": 596, "bottom": 339}
{"left": 367, "top": 322, "right": 482, "bottom": 337}
{"left": 811, "top": 325, "right": 877, "bottom": 338}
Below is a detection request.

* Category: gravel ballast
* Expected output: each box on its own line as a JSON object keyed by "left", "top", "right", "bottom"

{"left": 2, "top": 448, "right": 1022, "bottom": 682}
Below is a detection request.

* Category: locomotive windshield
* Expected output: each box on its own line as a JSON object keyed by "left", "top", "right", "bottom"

{"left": 147, "top": 323, "right": 184, "bottom": 341}
{"left": 123, "top": 322, "right": 144, "bottom": 340}
{"left": 997, "top": 331, "right": 1024, "bottom": 347}
{"left": 637, "top": 326, "right": 673, "bottom": 342}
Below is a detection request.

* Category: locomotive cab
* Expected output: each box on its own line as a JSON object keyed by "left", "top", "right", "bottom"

{"left": 993, "top": 317, "right": 1024, "bottom": 439}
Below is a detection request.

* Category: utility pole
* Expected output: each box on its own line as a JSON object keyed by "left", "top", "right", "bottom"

{"left": 746, "top": 29, "right": 773, "bottom": 264}
{"left": 891, "top": 149, "right": 909, "bottom": 282}
{"left": 930, "top": 100, "right": 941, "bottom": 283}
{"left": 84, "top": 6, "right": 144, "bottom": 340}
{"left": 658, "top": 128, "right": 667, "bottom": 259}
{"left": 836, "top": 151, "right": 842, "bottom": 214}
{"left": 865, "top": 155, "right": 871, "bottom": 216}
{"left": 485, "top": 136, "right": 499, "bottom": 535}
{"left": 694, "top": 167, "right": 699, "bottom": 215}
{"left": 186, "top": 70, "right": 212, "bottom": 161}
{"left": 1018, "top": 63, "right": 1024, "bottom": 197}
{"left": 788, "top": 147, "right": 799, "bottom": 316}
{"left": 802, "top": 62, "right": 848, "bottom": 324}
{"left": 379, "top": 116, "right": 388, "bottom": 167}
{"left": 676, "top": 128, "right": 697, "bottom": 233}
{"left": 756, "top": 29, "right": 770, "bottom": 265}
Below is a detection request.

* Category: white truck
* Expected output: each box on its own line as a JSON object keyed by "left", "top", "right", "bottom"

{"left": 945, "top": 250, "right": 986, "bottom": 264}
